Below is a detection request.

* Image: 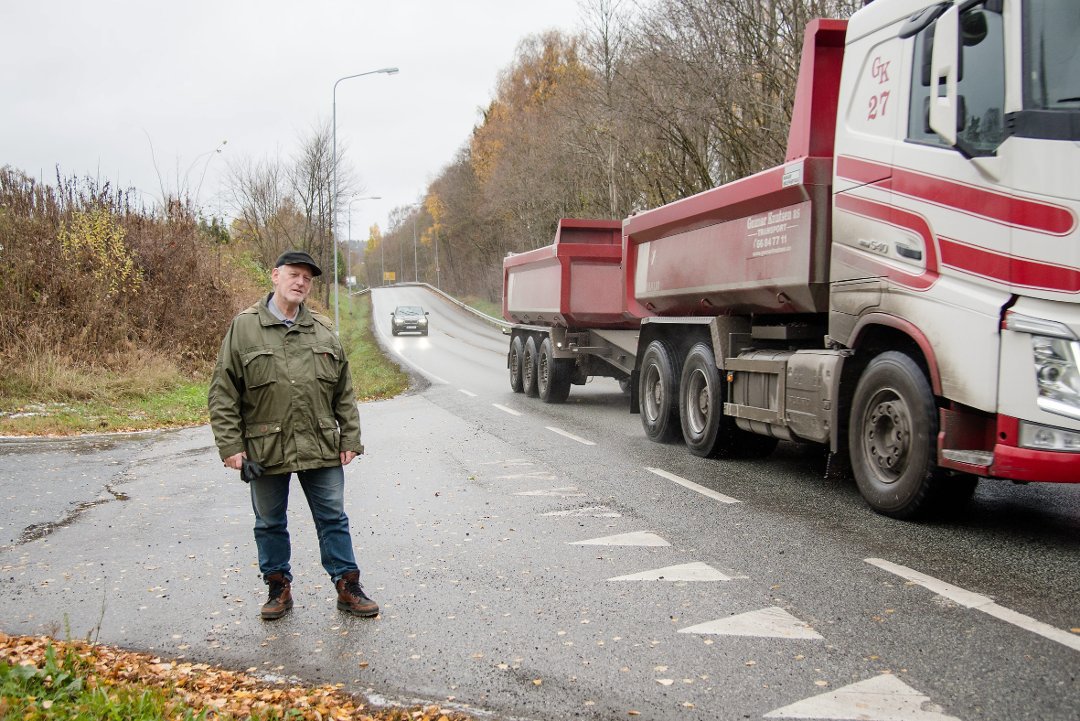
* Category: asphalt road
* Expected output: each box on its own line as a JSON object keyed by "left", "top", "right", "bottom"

{"left": 1, "top": 285, "right": 1077, "bottom": 721}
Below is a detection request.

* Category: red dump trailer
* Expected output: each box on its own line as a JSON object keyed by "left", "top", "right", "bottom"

{"left": 503, "top": 0, "right": 1080, "bottom": 518}
{"left": 503, "top": 218, "right": 647, "bottom": 402}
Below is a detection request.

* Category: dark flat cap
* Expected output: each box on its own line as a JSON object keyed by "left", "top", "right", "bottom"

{"left": 274, "top": 249, "right": 322, "bottom": 276}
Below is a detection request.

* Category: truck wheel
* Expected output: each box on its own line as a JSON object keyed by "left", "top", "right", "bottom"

{"left": 509, "top": 336, "right": 525, "bottom": 393}
{"left": 679, "top": 343, "right": 726, "bottom": 457}
{"left": 523, "top": 336, "right": 540, "bottom": 397}
{"left": 639, "top": 340, "right": 681, "bottom": 441}
{"left": 849, "top": 351, "right": 938, "bottom": 519}
{"left": 538, "top": 338, "right": 572, "bottom": 403}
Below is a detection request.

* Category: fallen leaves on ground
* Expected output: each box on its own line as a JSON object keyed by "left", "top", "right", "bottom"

{"left": 0, "top": 632, "right": 470, "bottom": 721}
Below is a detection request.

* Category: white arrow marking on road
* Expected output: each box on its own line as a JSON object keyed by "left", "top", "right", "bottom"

{"left": 569, "top": 531, "right": 671, "bottom": 547}
{"left": 495, "top": 471, "right": 558, "bottom": 480}
{"left": 645, "top": 467, "right": 739, "bottom": 504}
{"left": 608, "top": 561, "right": 734, "bottom": 582}
{"left": 545, "top": 426, "right": 596, "bottom": 446}
{"left": 866, "top": 558, "right": 1080, "bottom": 653}
{"left": 541, "top": 506, "right": 622, "bottom": 518}
{"left": 678, "top": 607, "right": 823, "bottom": 639}
{"left": 458, "top": 389, "right": 477, "bottom": 397}
{"left": 515, "top": 487, "right": 587, "bottom": 497}
{"left": 492, "top": 403, "right": 522, "bottom": 417}
{"left": 764, "top": 674, "right": 962, "bottom": 720}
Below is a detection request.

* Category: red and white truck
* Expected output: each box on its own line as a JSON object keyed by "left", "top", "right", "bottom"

{"left": 502, "top": 0, "right": 1080, "bottom": 518}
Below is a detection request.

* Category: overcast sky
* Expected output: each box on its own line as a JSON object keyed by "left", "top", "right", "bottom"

{"left": 1, "top": 0, "right": 584, "bottom": 239}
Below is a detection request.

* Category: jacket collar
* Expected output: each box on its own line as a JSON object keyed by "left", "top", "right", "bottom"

{"left": 255, "top": 293, "right": 315, "bottom": 331}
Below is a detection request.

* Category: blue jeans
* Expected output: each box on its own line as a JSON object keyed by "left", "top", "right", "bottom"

{"left": 249, "top": 465, "right": 359, "bottom": 584}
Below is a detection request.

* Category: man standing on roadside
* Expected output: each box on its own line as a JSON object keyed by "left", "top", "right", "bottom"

{"left": 208, "top": 249, "right": 378, "bottom": 620}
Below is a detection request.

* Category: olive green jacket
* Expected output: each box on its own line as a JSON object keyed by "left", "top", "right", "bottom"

{"left": 208, "top": 295, "right": 364, "bottom": 474}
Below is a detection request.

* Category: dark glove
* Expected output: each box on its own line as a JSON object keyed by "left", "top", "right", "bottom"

{"left": 240, "top": 458, "right": 265, "bottom": 483}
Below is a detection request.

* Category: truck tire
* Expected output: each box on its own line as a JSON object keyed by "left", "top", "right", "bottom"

{"left": 849, "top": 351, "right": 938, "bottom": 519}
{"left": 538, "top": 338, "right": 572, "bottom": 403}
{"left": 639, "top": 340, "right": 681, "bottom": 441}
{"left": 523, "top": 335, "right": 540, "bottom": 397}
{"left": 509, "top": 335, "right": 525, "bottom": 393}
{"left": 679, "top": 342, "right": 734, "bottom": 457}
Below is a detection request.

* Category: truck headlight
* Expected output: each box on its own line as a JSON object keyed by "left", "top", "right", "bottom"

{"left": 1031, "top": 335, "right": 1080, "bottom": 421}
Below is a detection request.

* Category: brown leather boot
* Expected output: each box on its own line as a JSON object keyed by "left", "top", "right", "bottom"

{"left": 261, "top": 573, "right": 293, "bottom": 620}
{"left": 335, "top": 571, "right": 379, "bottom": 617}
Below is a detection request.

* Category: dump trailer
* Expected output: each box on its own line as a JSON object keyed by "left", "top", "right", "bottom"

{"left": 504, "top": 0, "right": 1080, "bottom": 518}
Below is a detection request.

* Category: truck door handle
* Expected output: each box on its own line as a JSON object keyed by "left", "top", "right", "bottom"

{"left": 896, "top": 244, "right": 923, "bottom": 261}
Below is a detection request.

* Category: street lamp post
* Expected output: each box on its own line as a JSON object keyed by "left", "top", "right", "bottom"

{"left": 194, "top": 140, "right": 227, "bottom": 208}
{"left": 406, "top": 201, "right": 422, "bottom": 283}
{"left": 434, "top": 230, "right": 440, "bottom": 289}
{"left": 347, "top": 196, "right": 380, "bottom": 286}
{"left": 332, "top": 66, "right": 398, "bottom": 333}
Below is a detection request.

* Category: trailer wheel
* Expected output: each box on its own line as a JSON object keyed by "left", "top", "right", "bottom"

{"left": 523, "top": 335, "right": 540, "bottom": 397}
{"left": 639, "top": 340, "right": 681, "bottom": 441}
{"left": 509, "top": 335, "right": 525, "bottom": 393}
{"left": 538, "top": 338, "right": 572, "bottom": 403}
{"left": 849, "top": 352, "right": 938, "bottom": 519}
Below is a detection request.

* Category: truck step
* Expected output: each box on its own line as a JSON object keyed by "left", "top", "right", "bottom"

{"left": 941, "top": 450, "right": 993, "bottom": 467}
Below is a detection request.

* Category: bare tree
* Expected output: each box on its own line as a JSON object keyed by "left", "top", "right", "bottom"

{"left": 225, "top": 155, "right": 292, "bottom": 267}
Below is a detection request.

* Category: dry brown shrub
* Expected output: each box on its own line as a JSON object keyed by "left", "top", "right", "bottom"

{"left": 0, "top": 166, "right": 261, "bottom": 383}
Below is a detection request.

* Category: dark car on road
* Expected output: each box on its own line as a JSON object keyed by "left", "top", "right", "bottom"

{"left": 391, "top": 305, "right": 429, "bottom": 336}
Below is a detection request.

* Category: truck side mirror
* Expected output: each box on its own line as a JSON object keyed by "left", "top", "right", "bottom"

{"left": 928, "top": 4, "right": 960, "bottom": 147}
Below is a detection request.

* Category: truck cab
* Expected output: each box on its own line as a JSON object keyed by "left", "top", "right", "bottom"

{"left": 831, "top": 0, "right": 1080, "bottom": 492}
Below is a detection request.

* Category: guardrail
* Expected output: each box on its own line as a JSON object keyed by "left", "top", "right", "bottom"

{"left": 348, "top": 282, "right": 512, "bottom": 332}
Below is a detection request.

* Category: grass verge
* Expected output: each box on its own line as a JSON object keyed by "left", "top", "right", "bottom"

{"left": 0, "top": 289, "right": 409, "bottom": 436}
{"left": 458, "top": 295, "right": 502, "bottom": 320}
{"left": 0, "top": 633, "right": 470, "bottom": 721}
{"left": 340, "top": 292, "right": 409, "bottom": 401}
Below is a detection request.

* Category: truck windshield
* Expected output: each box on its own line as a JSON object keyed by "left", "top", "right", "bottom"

{"left": 1024, "top": 1, "right": 1080, "bottom": 109}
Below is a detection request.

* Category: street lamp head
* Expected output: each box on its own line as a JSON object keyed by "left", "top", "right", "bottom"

{"left": 379, "top": 67, "right": 400, "bottom": 75}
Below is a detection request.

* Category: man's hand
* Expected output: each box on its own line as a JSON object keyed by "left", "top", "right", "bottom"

{"left": 340, "top": 450, "right": 357, "bottom": 466}
{"left": 224, "top": 452, "right": 247, "bottom": 470}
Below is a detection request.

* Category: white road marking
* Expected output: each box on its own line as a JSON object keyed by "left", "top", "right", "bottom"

{"left": 541, "top": 506, "right": 622, "bottom": 518}
{"left": 480, "top": 459, "right": 533, "bottom": 466}
{"left": 492, "top": 403, "right": 522, "bottom": 417}
{"left": 390, "top": 351, "right": 447, "bottom": 384}
{"left": 545, "top": 426, "right": 596, "bottom": 446}
{"left": 608, "top": 562, "right": 734, "bottom": 582}
{"left": 515, "top": 487, "right": 586, "bottom": 497}
{"left": 569, "top": 531, "right": 671, "bottom": 547}
{"left": 458, "top": 389, "right": 477, "bottom": 397}
{"left": 679, "top": 607, "right": 823, "bottom": 640}
{"left": 495, "top": 471, "right": 557, "bottom": 480}
{"left": 764, "top": 674, "right": 962, "bottom": 721}
{"left": 866, "top": 558, "right": 1080, "bottom": 653}
{"left": 645, "top": 467, "right": 740, "bottom": 504}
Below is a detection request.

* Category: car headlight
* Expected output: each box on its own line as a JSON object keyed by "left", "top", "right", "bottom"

{"left": 1031, "top": 335, "right": 1080, "bottom": 421}
{"left": 419, "top": 317, "right": 427, "bottom": 325}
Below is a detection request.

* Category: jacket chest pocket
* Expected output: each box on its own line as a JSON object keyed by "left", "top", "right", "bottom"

{"left": 311, "top": 345, "right": 341, "bottom": 383}
{"left": 242, "top": 348, "right": 277, "bottom": 389}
